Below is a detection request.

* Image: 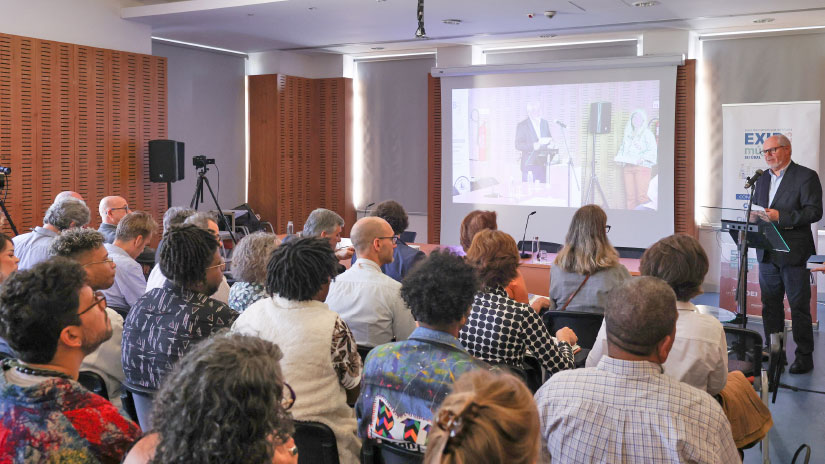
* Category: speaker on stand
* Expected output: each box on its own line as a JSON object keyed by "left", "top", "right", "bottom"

{"left": 149, "top": 139, "right": 185, "bottom": 209}
{"left": 584, "top": 102, "right": 611, "bottom": 207}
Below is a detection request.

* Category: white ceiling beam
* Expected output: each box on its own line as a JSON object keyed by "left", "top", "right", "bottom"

{"left": 122, "top": 0, "right": 286, "bottom": 19}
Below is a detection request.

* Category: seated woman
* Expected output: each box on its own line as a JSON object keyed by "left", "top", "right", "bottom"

{"left": 458, "top": 210, "right": 530, "bottom": 305}
{"left": 587, "top": 234, "right": 728, "bottom": 395}
{"left": 423, "top": 370, "right": 540, "bottom": 464}
{"left": 233, "top": 237, "right": 362, "bottom": 463}
{"left": 460, "top": 230, "right": 576, "bottom": 378}
{"left": 228, "top": 231, "right": 280, "bottom": 313}
{"left": 123, "top": 332, "right": 297, "bottom": 464}
{"left": 550, "top": 204, "right": 630, "bottom": 314}
{"left": 0, "top": 232, "right": 20, "bottom": 355}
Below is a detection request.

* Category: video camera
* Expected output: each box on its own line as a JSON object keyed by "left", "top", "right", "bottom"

{"left": 192, "top": 155, "right": 216, "bottom": 169}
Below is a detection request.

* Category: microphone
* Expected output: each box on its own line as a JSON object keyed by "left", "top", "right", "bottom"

{"left": 744, "top": 169, "right": 764, "bottom": 189}
{"left": 363, "top": 202, "right": 375, "bottom": 217}
{"left": 520, "top": 211, "right": 537, "bottom": 259}
{"left": 555, "top": 120, "right": 567, "bottom": 129}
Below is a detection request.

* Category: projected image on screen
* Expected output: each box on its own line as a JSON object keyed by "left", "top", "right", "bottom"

{"left": 451, "top": 80, "right": 660, "bottom": 210}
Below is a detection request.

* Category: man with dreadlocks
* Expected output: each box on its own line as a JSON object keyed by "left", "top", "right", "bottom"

{"left": 122, "top": 224, "right": 237, "bottom": 390}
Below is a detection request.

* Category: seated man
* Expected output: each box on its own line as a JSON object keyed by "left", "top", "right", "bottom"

{"left": 352, "top": 200, "right": 425, "bottom": 282}
{"left": 0, "top": 258, "right": 140, "bottom": 462}
{"left": 302, "top": 207, "right": 354, "bottom": 261}
{"left": 146, "top": 212, "right": 230, "bottom": 304}
{"left": 13, "top": 198, "right": 90, "bottom": 270}
{"left": 587, "top": 234, "right": 728, "bottom": 395}
{"left": 152, "top": 206, "right": 195, "bottom": 264}
{"left": 536, "top": 277, "right": 738, "bottom": 463}
{"left": 326, "top": 217, "right": 416, "bottom": 347}
{"left": 104, "top": 211, "right": 158, "bottom": 318}
{"left": 98, "top": 196, "right": 131, "bottom": 244}
{"left": 123, "top": 224, "right": 237, "bottom": 390}
{"left": 50, "top": 228, "right": 126, "bottom": 409}
{"left": 355, "top": 251, "right": 488, "bottom": 455}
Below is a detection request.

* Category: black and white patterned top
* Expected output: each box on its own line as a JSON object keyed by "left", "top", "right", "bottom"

{"left": 459, "top": 286, "right": 574, "bottom": 375}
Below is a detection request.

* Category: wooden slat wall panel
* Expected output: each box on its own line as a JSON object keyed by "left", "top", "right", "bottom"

{"left": 427, "top": 74, "right": 441, "bottom": 244}
{"left": 674, "top": 59, "right": 696, "bottom": 237}
{"left": 0, "top": 32, "right": 167, "bottom": 236}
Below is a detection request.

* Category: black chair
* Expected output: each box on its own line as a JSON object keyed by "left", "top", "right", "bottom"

{"left": 723, "top": 326, "right": 763, "bottom": 379}
{"left": 77, "top": 371, "right": 108, "bottom": 399}
{"left": 541, "top": 310, "right": 604, "bottom": 350}
{"left": 362, "top": 439, "right": 423, "bottom": 464}
{"left": 489, "top": 361, "right": 542, "bottom": 393}
{"left": 399, "top": 231, "right": 417, "bottom": 243}
{"left": 615, "top": 246, "right": 646, "bottom": 259}
{"left": 357, "top": 345, "right": 375, "bottom": 365}
{"left": 122, "top": 380, "right": 157, "bottom": 430}
{"left": 294, "top": 420, "right": 339, "bottom": 464}
{"left": 517, "top": 241, "right": 562, "bottom": 254}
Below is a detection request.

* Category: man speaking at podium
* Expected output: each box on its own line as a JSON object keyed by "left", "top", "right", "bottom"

{"left": 753, "top": 134, "right": 822, "bottom": 374}
{"left": 515, "top": 102, "right": 553, "bottom": 183}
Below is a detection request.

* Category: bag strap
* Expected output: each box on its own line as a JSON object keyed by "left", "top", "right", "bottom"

{"left": 561, "top": 274, "right": 590, "bottom": 311}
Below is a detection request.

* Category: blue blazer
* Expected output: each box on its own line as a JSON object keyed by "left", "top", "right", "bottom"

{"left": 351, "top": 240, "right": 425, "bottom": 282}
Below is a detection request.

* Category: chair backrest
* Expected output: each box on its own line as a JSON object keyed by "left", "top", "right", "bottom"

{"left": 541, "top": 310, "right": 604, "bottom": 350}
{"left": 362, "top": 439, "right": 424, "bottom": 464}
{"left": 615, "top": 246, "right": 646, "bottom": 259}
{"left": 489, "top": 361, "right": 542, "bottom": 393}
{"left": 77, "top": 371, "right": 108, "bottom": 399}
{"left": 399, "top": 231, "right": 417, "bottom": 243}
{"left": 724, "top": 326, "right": 763, "bottom": 378}
{"left": 357, "top": 345, "right": 374, "bottom": 365}
{"left": 517, "top": 241, "right": 562, "bottom": 254}
{"left": 122, "top": 380, "right": 157, "bottom": 430}
{"left": 294, "top": 420, "right": 340, "bottom": 464}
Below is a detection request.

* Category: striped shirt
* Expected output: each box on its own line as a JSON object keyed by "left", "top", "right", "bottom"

{"left": 535, "top": 357, "right": 739, "bottom": 463}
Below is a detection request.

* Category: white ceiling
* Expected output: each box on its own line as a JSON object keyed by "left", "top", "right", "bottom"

{"left": 121, "top": 0, "right": 825, "bottom": 54}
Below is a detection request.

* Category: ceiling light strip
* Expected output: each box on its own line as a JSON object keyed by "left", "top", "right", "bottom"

{"left": 700, "top": 25, "right": 825, "bottom": 38}
{"left": 151, "top": 36, "right": 248, "bottom": 56}
{"left": 353, "top": 51, "right": 436, "bottom": 61}
{"left": 483, "top": 38, "right": 637, "bottom": 53}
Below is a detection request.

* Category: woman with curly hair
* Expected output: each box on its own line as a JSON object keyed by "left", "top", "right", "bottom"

{"left": 122, "top": 332, "right": 297, "bottom": 464}
{"left": 423, "top": 370, "right": 540, "bottom": 464}
{"left": 460, "top": 230, "right": 576, "bottom": 382}
{"left": 550, "top": 204, "right": 630, "bottom": 314}
{"left": 228, "top": 232, "right": 280, "bottom": 312}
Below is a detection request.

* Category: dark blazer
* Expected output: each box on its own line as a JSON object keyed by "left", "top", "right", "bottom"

{"left": 515, "top": 118, "right": 552, "bottom": 166}
{"left": 753, "top": 161, "right": 823, "bottom": 266}
{"left": 351, "top": 240, "right": 425, "bottom": 283}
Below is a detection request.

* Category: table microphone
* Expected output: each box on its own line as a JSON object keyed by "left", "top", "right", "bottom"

{"left": 520, "top": 211, "right": 537, "bottom": 259}
{"left": 555, "top": 120, "right": 567, "bottom": 129}
{"left": 744, "top": 169, "right": 764, "bottom": 189}
{"left": 363, "top": 202, "right": 375, "bottom": 217}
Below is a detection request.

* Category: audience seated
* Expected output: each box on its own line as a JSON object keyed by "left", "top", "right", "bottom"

{"left": 458, "top": 210, "right": 530, "bottom": 305}
{"left": 0, "top": 233, "right": 19, "bottom": 356}
{"left": 326, "top": 217, "right": 416, "bottom": 347}
{"left": 233, "top": 237, "right": 362, "bottom": 463}
{"left": 97, "top": 196, "right": 131, "bottom": 244}
{"left": 227, "top": 231, "right": 279, "bottom": 313}
{"left": 123, "top": 224, "right": 237, "bottom": 390}
{"left": 152, "top": 206, "right": 195, "bottom": 263}
{"left": 103, "top": 211, "right": 158, "bottom": 318}
{"left": 423, "top": 370, "right": 540, "bottom": 464}
{"left": 587, "top": 234, "right": 728, "bottom": 395}
{"left": 356, "top": 251, "right": 488, "bottom": 456}
{"left": 549, "top": 204, "right": 630, "bottom": 314}
{"left": 123, "top": 333, "right": 297, "bottom": 464}
{"left": 535, "top": 277, "right": 738, "bottom": 463}
{"left": 50, "top": 228, "right": 126, "bottom": 409}
{"left": 302, "top": 207, "right": 354, "bottom": 261}
{"left": 146, "top": 211, "right": 230, "bottom": 304}
{"left": 0, "top": 258, "right": 140, "bottom": 462}
{"left": 54, "top": 191, "right": 85, "bottom": 204}
{"left": 13, "top": 198, "right": 90, "bottom": 271}
{"left": 352, "top": 200, "right": 425, "bottom": 282}
{"left": 460, "top": 230, "right": 576, "bottom": 375}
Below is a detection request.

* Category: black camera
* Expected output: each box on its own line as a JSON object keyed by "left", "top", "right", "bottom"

{"left": 0, "top": 166, "right": 10, "bottom": 175}
{"left": 192, "top": 155, "right": 216, "bottom": 169}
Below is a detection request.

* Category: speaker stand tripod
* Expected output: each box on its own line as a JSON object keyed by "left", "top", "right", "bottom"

{"left": 190, "top": 166, "right": 237, "bottom": 244}
{"left": 584, "top": 131, "right": 609, "bottom": 207}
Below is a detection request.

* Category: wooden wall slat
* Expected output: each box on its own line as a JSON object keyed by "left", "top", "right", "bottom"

{"left": 427, "top": 74, "right": 441, "bottom": 244}
{"left": 674, "top": 59, "right": 696, "bottom": 237}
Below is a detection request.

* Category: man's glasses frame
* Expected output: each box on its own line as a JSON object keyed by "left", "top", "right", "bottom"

{"left": 79, "top": 290, "right": 107, "bottom": 316}
{"left": 376, "top": 236, "right": 399, "bottom": 244}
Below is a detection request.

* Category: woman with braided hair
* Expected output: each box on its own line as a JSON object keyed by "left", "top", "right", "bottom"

{"left": 423, "top": 369, "right": 540, "bottom": 464}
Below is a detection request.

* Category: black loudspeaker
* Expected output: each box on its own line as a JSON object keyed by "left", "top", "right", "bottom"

{"left": 588, "top": 102, "right": 612, "bottom": 134}
{"left": 148, "top": 140, "right": 185, "bottom": 182}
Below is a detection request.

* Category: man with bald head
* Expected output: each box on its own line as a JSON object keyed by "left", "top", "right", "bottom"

{"left": 325, "top": 216, "right": 416, "bottom": 347}
{"left": 98, "top": 196, "right": 131, "bottom": 244}
{"left": 535, "top": 277, "right": 739, "bottom": 462}
{"left": 752, "top": 134, "right": 822, "bottom": 374}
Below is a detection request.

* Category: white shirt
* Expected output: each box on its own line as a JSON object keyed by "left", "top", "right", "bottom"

{"left": 768, "top": 164, "right": 787, "bottom": 206}
{"left": 102, "top": 243, "right": 146, "bottom": 310}
{"left": 586, "top": 300, "right": 728, "bottom": 395}
{"left": 81, "top": 307, "right": 125, "bottom": 410}
{"left": 325, "top": 258, "right": 416, "bottom": 347}
{"left": 145, "top": 263, "right": 230, "bottom": 304}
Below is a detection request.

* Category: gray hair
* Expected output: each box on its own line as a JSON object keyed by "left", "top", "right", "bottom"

{"left": 231, "top": 232, "right": 279, "bottom": 284}
{"left": 184, "top": 211, "right": 218, "bottom": 230}
{"left": 116, "top": 211, "right": 159, "bottom": 242}
{"left": 44, "top": 199, "right": 91, "bottom": 231}
{"left": 772, "top": 133, "right": 791, "bottom": 147}
{"left": 50, "top": 228, "right": 104, "bottom": 259}
{"left": 162, "top": 206, "right": 195, "bottom": 232}
{"left": 605, "top": 276, "right": 677, "bottom": 356}
{"left": 302, "top": 208, "right": 344, "bottom": 237}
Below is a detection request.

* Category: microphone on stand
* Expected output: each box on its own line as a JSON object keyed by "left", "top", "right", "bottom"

{"left": 555, "top": 120, "right": 567, "bottom": 129}
{"left": 520, "top": 211, "right": 537, "bottom": 259}
{"left": 744, "top": 169, "right": 764, "bottom": 189}
{"left": 363, "top": 202, "right": 375, "bottom": 218}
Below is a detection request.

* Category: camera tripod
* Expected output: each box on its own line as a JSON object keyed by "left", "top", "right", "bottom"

{"left": 0, "top": 173, "right": 18, "bottom": 235}
{"left": 190, "top": 166, "right": 237, "bottom": 244}
{"left": 584, "top": 131, "right": 609, "bottom": 208}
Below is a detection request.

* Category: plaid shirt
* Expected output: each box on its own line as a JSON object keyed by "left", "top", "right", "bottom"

{"left": 535, "top": 357, "right": 739, "bottom": 464}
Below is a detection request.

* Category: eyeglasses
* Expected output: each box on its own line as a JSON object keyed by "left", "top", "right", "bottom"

{"left": 108, "top": 205, "right": 130, "bottom": 213}
{"left": 281, "top": 382, "right": 296, "bottom": 410}
{"left": 761, "top": 146, "right": 786, "bottom": 156}
{"left": 79, "top": 290, "right": 107, "bottom": 316}
{"left": 376, "top": 236, "right": 399, "bottom": 244}
{"left": 206, "top": 259, "right": 226, "bottom": 271}
{"left": 83, "top": 257, "right": 114, "bottom": 267}
{"left": 605, "top": 225, "right": 612, "bottom": 233}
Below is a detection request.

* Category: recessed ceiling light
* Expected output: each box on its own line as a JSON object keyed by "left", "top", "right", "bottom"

{"left": 632, "top": 1, "right": 659, "bottom": 6}
{"left": 247, "top": 13, "right": 254, "bottom": 16}
{"left": 307, "top": 6, "right": 317, "bottom": 11}
{"left": 539, "top": 34, "right": 558, "bottom": 39}
{"left": 371, "top": 47, "right": 385, "bottom": 50}
{"left": 442, "top": 19, "right": 462, "bottom": 25}
{"left": 753, "top": 17, "right": 775, "bottom": 24}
